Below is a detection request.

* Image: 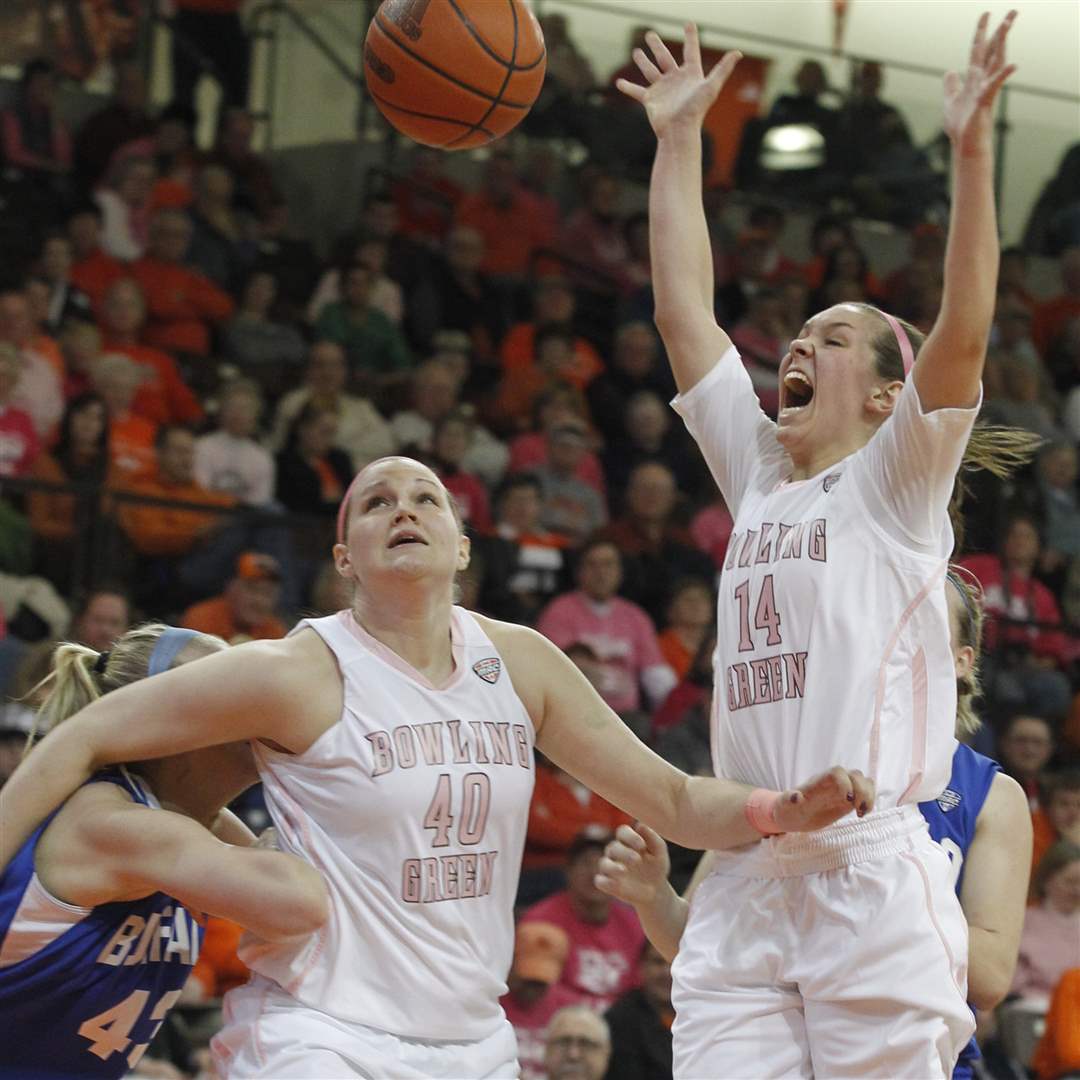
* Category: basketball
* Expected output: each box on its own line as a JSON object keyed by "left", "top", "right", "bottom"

{"left": 363, "top": 0, "right": 547, "bottom": 151}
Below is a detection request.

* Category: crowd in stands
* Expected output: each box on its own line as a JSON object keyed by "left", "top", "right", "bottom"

{"left": 0, "top": 14, "right": 1079, "bottom": 1077}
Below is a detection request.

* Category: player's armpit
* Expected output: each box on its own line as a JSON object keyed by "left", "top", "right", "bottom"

{"left": 83, "top": 803, "right": 329, "bottom": 942}
{"left": 961, "top": 771, "right": 1032, "bottom": 1011}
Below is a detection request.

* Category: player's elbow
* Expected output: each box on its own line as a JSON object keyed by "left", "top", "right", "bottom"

{"left": 967, "top": 944, "right": 1017, "bottom": 1012}
{"left": 254, "top": 855, "right": 330, "bottom": 941}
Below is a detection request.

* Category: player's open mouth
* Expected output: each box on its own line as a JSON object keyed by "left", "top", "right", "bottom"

{"left": 779, "top": 369, "right": 814, "bottom": 419}
{"left": 389, "top": 531, "right": 427, "bottom": 548}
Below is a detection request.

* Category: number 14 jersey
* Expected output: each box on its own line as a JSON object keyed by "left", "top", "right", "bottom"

{"left": 243, "top": 608, "right": 536, "bottom": 1042}
{"left": 673, "top": 350, "right": 980, "bottom": 808}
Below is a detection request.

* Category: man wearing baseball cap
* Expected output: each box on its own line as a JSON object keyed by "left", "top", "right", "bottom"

{"left": 180, "top": 551, "right": 286, "bottom": 643}
{"left": 519, "top": 827, "right": 646, "bottom": 1012}
{"left": 500, "top": 923, "right": 576, "bottom": 1080}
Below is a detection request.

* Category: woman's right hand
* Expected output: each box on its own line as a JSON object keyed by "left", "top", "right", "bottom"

{"left": 594, "top": 822, "right": 671, "bottom": 907}
{"left": 616, "top": 24, "right": 741, "bottom": 139}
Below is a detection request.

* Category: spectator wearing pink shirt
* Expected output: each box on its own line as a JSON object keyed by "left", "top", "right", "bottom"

{"left": 1012, "top": 841, "right": 1080, "bottom": 1007}
{"left": 509, "top": 384, "right": 606, "bottom": 499}
{"left": 537, "top": 538, "right": 676, "bottom": 716}
{"left": 520, "top": 829, "right": 646, "bottom": 1013}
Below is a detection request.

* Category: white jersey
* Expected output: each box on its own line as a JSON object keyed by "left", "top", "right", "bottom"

{"left": 239, "top": 608, "right": 536, "bottom": 1041}
{"left": 673, "top": 349, "right": 979, "bottom": 807}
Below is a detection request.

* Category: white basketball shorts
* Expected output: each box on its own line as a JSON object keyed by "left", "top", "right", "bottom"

{"left": 211, "top": 974, "right": 519, "bottom": 1079}
{"left": 672, "top": 805, "right": 974, "bottom": 1079}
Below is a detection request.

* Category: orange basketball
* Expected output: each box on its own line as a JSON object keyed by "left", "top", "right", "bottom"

{"left": 363, "top": 0, "right": 547, "bottom": 151}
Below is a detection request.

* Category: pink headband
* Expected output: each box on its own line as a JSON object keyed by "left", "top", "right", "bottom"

{"left": 879, "top": 311, "right": 915, "bottom": 376}
{"left": 336, "top": 471, "right": 364, "bottom": 545}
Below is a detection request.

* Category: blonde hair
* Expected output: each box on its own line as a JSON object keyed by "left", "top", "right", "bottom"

{"left": 28, "top": 623, "right": 222, "bottom": 751}
{"left": 946, "top": 569, "right": 986, "bottom": 738}
{"left": 951, "top": 424, "right": 1045, "bottom": 552}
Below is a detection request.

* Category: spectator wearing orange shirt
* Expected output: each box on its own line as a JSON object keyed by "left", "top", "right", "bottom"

{"left": 494, "top": 325, "right": 588, "bottom": 435}
{"left": 67, "top": 204, "right": 127, "bottom": 314}
{"left": 456, "top": 149, "right": 554, "bottom": 279}
{"left": 1033, "top": 771, "right": 1080, "bottom": 879}
{"left": 89, "top": 352, "right": 157, "bottom": 480}
{"left": 657, "top": 578, "right": 715, "bottom": 681}
{"left": 525, "top": 759, "right": 633, "bottom": 875}
{"left": 181, "top": 552, "right": 286, "bottom": 643}
{"left": 500, "top": 276, "right": 603, "bottom": 389}
{"left": 131, "top": 208, "right": 235, "bottom": 357}
{"left": 116, "top": 424, "right": 235, "bottom": 558}
{"left": 997, "top": 714, "right": 1059, "bottom": 876}
{"left": 1034, "top": 967, "right": 1080, "bottom": 1080}
{"left": 99, "top": 277, "right": 203, "bottom": 426}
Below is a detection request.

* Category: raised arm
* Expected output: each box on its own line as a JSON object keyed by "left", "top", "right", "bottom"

{"left": 0, "top": 634, "right": 340, "bottom": 874}
{"left": 913, "top": 11, "right": 1017, "bottom": 412}
{"left": 486, "top": 617, "right": 874, "bottom": 851}
{"left": 616, "top": 26, "right": 740, "bottom": 393}
{"left": 960, "top": 771, "right": 1032, "bottom": 1010}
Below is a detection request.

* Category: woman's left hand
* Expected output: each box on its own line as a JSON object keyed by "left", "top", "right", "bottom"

{"left": 943, "top": 10, "right": 1018, "bottom": 156}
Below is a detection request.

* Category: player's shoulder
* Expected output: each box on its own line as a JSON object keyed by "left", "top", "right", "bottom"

{"left": 470, "top": 611, "right": 553, "bottom": 663}
{"left": 981, "top": 770, "right": 1029, "bottom": 824}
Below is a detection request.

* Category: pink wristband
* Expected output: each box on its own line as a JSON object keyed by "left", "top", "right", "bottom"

{"left": 745, "top": 788, "right": 784, "bottom": 835}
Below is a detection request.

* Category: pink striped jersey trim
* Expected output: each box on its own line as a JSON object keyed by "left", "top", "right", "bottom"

{"left": 338, "top": 608, "right": 467, "bottom": 692}
{"left": 898, "top": 647, "right": 929, "bottom": 804}
{"left": 899, "top": 850, "right": 966, "bottom": 998}
{"left": 270, "top": 779, "right": 330, "bottom": 998}
{"left": 868, "top": 565, "right": 945, "bottom": 782}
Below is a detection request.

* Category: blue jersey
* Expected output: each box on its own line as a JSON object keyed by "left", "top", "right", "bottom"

{"left": 0, "top": 767, "right": 202, "bottom": 1079}
{"left": 919, "top": 743, "right": 1001, "bottom": 1080}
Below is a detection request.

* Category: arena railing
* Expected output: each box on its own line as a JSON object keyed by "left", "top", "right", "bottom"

{"left": 0, "top": 476, "right": 336, "bottom": 615}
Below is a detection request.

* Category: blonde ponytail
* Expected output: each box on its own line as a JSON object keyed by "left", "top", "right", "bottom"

{"left": 950, "top": 423, "right": 1044, "bottom": 554}
{"left": 28, "top": 623, "right": 222, "bottom": 754}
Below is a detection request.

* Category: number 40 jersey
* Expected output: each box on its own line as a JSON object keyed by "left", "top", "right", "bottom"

{"left": 0, "top": 767, "right": 201, "bottom": 1079}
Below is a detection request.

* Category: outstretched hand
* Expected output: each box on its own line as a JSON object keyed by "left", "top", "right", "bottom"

{"left": 615, "top": 23, "right": 742, "bottom": 138}
{"left": 944, "top": 10, "right": 1017, "bottom": 155}
{"left": 774, "top": 767, "right": 876, "bottom": 832}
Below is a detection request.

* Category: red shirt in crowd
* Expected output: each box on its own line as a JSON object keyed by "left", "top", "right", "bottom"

{"left": 456, "top": 188, "right": 553, "bottom": 277}
{"left": 959, "top": 554, "right": 1069, "bottom": 667}
{"left": 0, "top": 405, "right": 40, "bottom": 478}
{"left": 520, "top": 892, "right": 645, "bottom": 1012}
{"left": 71, "top": 249, "right": 128, "bottom": 314}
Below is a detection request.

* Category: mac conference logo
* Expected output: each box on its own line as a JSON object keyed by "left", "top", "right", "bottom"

{"left": 472, "top": 657, "right": 502, "bottom": 684}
